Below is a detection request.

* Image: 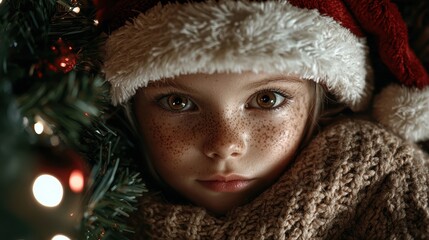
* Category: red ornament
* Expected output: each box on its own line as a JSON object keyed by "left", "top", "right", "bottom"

{"left": 32, "top": 38, "right": 78, "bottom": 77}
{"left": 50, "top": 38, "right": 78, "bottom": 73}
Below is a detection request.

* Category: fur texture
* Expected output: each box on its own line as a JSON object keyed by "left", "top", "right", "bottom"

{"left": 104, "top": 0, "right": 372, "bottom": 109}
{"left": 373, "top": 84, "right": 429, "bottom": 142}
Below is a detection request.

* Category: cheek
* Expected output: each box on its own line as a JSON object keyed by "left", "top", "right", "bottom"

{"left": 140, "top": 118, "right": 194, "bottom": 170}
{"left": 251, "top": 103, "right": 309, "bottom": 158}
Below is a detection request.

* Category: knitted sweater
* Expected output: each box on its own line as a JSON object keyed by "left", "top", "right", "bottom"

{"left": 133, "top": 119, "right": 429, "bottom": 239}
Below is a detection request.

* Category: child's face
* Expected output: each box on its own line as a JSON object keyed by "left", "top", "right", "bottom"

{"left": 135, "top": 72, "right": 312, "bottom": 214}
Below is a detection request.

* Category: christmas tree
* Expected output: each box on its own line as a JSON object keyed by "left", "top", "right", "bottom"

{"left": 0, "top": 0, "right": 146, "bottom": 239}
{"left": 1, "top": 0, "right": 429, "bottom": 239}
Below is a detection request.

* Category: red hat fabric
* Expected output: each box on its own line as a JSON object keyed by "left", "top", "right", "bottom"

{"left": 287, "top": 0, "right": 429, "bottom": 142}
{"left": 100, "top": 0, "right": 429, "bottom": 142}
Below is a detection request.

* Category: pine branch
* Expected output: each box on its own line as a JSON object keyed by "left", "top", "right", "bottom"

{"left": 2, "top": 0, "right": 108, "bottom": 146}
{"left": 0, "top": 0, "right": 56, "bottom": 64}
{"left": 1, "top": 1, "right": 147, "bottom": 239}
{"left": 17, "top": 72, "right": 107, "bottom": 147}
{"left": 80, "top": 118, "right": 147, "bottom": 240}
{"left": 50, "top": 1, "right": 106, "bottom": 73}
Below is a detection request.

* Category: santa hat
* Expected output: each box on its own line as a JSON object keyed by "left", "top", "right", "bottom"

{"left": 98, "top": 0, "right": 429, "bottom": 142}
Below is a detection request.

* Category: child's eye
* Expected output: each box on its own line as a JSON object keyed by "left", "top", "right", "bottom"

{"left": 157, "top": 94, "right": 196, "bottom": 112}
{"left": 246, "top": 90, "right": 289, "bottom": 109}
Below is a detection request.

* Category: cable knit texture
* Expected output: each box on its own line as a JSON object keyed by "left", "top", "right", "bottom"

{"left": 132, "top": 119, "right": 429, "bottom": 239}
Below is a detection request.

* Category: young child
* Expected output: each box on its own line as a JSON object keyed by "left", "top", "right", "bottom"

{"left": 99, "top": 0, "right": 429, "bottom": 238}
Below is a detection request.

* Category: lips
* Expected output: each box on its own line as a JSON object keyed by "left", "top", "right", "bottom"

{"left": 197, "top": 175, "right": 253, "bottom": 193}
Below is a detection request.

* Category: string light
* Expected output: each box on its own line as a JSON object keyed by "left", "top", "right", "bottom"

{"left": 72, "top": 7, "right": 80, "bottom": 13}
{"left": 93, "top": 19, "right": 99, "bottom": 26}
{"left": 69, "top": 170, "right": 84, "bottom": 193}
{"left": 52, "top": 234, "right": 71, "bottom": 240}
{"left": 34, "top": 115, "right": 54, "bottom": 135}
{"left": 34, "top": 121, "right": 44, "bottom": 135}
{"left": 0, "top": 0, "right": 3, "bottom": 4}
{"left": 23, "top": 117, "right": 29, "bottom": 126}
{"left": 32, "top": 174, "right": 64, "bottom": 207}
{"left": 50, "top": 135, "right": 61, "bottom": 146}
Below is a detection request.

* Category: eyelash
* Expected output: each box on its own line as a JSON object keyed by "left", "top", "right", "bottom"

{"left": 154, "top": 89, "right": 293, "bottom": 112}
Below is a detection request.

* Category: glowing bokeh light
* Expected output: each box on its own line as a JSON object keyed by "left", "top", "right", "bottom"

{"left": 52, "top": 234, "right": 71, "bottom": 240}
{"left": 69, "top": 170, "right": 84, "bottom": 193}
{"left": 32, "top": 174, "right": 64, "bottom": 207}
{"left": 72, "top": 7, "right": 80, "bottom": 13}
{"left": 34, "top": 121, "right": 44, "bottom": 134}
{"left": 50, "top": 135, "right": 60, "bottom": 146}
{"left": 23, "top": 117, "right": 29, "bottom": 126}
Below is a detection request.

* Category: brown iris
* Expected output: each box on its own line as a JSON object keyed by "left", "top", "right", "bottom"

{"left": 256, "top": 92, "right": 277, "bottom": 108}
{"left": 167, "top": 95, "right": 189, "bottom": 110}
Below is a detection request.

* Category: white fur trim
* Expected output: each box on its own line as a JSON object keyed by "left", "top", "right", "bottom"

{"left": 373, "top": 84, "right": 429, "bottom": 142}
{"left": 104, "top": 0, "right": 372, "bottom": 108}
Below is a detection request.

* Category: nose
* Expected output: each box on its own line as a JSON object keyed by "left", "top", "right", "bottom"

{"left": 202, "top": 113, "right": 248, "bottom": 160}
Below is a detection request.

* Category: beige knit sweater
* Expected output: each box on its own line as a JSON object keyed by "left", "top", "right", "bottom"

{"left": 133, "top": 119, "right": 429, "bottom": 239}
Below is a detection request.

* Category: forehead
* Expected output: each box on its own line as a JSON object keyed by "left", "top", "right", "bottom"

{"left": 146, "top": 72, "right": 310, "bottom": 90}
